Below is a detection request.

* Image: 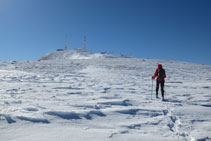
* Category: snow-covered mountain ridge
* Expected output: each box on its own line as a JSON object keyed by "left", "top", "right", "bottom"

{"left": 0, "top": 51, "right": 211, "bottom": 141}
{"left": 39, "top": 50, "right": 130, "bottom": 61}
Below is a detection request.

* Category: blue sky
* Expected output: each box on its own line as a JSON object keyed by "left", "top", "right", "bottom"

{"left": 0, "top": 0, "right": 211, "bottom": 65}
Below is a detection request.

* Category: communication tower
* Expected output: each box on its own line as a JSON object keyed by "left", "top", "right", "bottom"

{"left": 64, "top": 35, "right": 68, "bottom": 50}
{"left": 83, "top": 36, "right": 86, "bottom": 51}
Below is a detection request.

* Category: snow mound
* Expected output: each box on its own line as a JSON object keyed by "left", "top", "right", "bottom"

{"left": 39, "top": 50, "right": 103, "bottom": 60}
{"left": 39, "top": 50, "right": 131, "bottom": 61}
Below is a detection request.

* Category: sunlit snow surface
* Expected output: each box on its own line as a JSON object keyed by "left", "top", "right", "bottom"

{"left": 0, "top": 51, "right": 211, "bottom": 141}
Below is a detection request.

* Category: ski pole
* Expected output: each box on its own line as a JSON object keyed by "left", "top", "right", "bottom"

{"left": 164, "top": 85, "right": 167, "bottom": 99}
{"left": 151, "top": 78, "right": 153, "bottom": 100}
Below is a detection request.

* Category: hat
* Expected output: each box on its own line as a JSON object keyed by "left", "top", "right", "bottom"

{"left": 158, "top": 64, "right": 162, "bottom": 69}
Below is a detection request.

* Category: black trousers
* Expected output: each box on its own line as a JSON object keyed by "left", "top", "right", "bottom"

{"left": 156, "top": 80, "right": 165, "bottom": 97}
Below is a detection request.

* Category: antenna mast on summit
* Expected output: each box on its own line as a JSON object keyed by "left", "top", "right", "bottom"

{"left": 83, "top": 36, "right": 86, "bottom": 51}
{"left": 64, "top": 35, "right": 68, "bottom": 50}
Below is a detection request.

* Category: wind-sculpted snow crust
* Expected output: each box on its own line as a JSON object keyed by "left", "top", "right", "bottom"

{"left": 0, "top": 51, "right": 211, "bottom": 140}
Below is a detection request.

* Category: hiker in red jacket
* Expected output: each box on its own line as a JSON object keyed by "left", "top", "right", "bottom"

{"left": 152, "top": 64, "right": 166, "bottom": 100}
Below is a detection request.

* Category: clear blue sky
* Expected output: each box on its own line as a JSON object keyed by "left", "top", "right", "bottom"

{"left": 0, "top": 0, "right": 211, "bottom": 65}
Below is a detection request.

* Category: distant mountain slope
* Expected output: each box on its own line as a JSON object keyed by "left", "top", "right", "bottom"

{"left": 39, "top": 50, "right": 131, "bottom": 61}
{"left": 39, "top": 50, "right": 102, "bottom": 60}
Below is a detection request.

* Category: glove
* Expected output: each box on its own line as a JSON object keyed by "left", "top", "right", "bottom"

{"left": 152, "top": 76, "right": 154, "bottom": 79}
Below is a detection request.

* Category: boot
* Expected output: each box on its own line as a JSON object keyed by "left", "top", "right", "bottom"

{"left": 162, "top": 93, "right": 164, "bottom": 101}
{"left": 156, "top": 93, "right": 158, "bottom": 98}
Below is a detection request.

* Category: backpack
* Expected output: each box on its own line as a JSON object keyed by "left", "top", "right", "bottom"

{"left": 158, "top": 69, "right": 165, "bottom": 79}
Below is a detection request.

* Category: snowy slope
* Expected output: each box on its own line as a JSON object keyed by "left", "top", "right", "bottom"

{"left": 39, "top": 50, "right": 130, "bottom": 61}
{"left": 39, "top": 50, "right": 104, "bottom": 60}
{"left": 0, "top": 50, "right": 211, "bottom": 141}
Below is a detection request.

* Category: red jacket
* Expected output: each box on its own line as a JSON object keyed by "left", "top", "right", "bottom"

{"left": 152, "top": 64, "right": 166, "bottom": 82}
